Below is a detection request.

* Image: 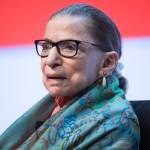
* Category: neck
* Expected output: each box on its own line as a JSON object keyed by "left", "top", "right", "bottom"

{"left": 55, "top": 96, "right": 75, "bottom": 107}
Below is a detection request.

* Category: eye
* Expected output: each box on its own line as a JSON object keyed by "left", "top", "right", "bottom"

{"left": 65, "top": 44, "right": 76, "bottom": 51}
{"left": 61, "top": 41, "right": 76, "bottom": 51}
{"left": 42, "top": 43, "right": 51, "bottom": 50}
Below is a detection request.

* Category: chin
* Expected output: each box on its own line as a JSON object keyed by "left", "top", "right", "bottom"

{"left": 48, "top": 88, "right": 76, "bottom": 97}
{"left": 46, "top": 89, "right": 59, "bottom": 97}
{"left": 46, "top": 87, "right": 65, "bottom": 97}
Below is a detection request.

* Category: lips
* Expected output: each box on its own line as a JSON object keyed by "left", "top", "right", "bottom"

{"left": 48, "top": 76, "right": 66, "bottom": 79}
{"left": 46, "top": 74, "right": 66, "bottom": 80}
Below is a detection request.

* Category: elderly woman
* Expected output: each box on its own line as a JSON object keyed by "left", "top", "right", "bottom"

{"left": 0, "top": 4, "right": 140, "bottom": 150}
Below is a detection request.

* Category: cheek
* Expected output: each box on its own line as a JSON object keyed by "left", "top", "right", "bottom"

{"left": 82, "top": 62, "right": 99, "bottom": 81}
{"left": 68, "top": 57, "right": 100, "bottom": 87}
{"left": 84, "top": 53, "right": 101, "bottom": 70}
{"left": 79, "top": 54, "right": 103, "bottom": 82}
{"left": 41, "top": 59, "right": 45, "bottom": 74}
{"left": 40, "top": 59, "right": 47, "bottom": 85}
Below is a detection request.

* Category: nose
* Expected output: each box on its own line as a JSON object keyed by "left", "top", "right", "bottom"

{"left": 46, "top": 46, "right": 62, "bottom": 68}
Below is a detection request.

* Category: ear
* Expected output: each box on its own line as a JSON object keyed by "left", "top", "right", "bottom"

{"left": 99, "top": 51, "right": 119, "bottom": 77}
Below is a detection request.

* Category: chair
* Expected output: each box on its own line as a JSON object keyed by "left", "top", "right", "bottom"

{"left": 130, "top": 100, "right": 150, "bottom": 150}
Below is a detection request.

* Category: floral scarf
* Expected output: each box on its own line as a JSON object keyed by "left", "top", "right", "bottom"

{"left": 0, "top": 75, "right": 140, "bottom": 150}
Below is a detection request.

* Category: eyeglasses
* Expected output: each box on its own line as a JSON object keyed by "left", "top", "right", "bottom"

{"left": 34, "top": 39, "right": 100, "bottom": 58}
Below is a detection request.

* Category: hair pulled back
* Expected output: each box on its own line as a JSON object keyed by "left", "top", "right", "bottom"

{"left": 50, "top": 4, "right": 128, "bottom": 95}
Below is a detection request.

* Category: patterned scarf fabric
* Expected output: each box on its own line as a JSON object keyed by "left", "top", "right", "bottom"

{"left": 0, "top": 75, "right": 140, "bottom": 150}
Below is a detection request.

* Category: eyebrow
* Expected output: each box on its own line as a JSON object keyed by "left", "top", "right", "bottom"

{"left": 43, "top": 38, "right": 80, "bottom": 43}
{"left": 43, "top": 38, "right": 53, "bottom": 42}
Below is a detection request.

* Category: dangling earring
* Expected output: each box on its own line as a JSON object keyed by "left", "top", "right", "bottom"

{"left": 102, "top": 77, "right": 106, "bottom": 86}
{"left": 102, "top": 71, "right": 107, "bottom": 86}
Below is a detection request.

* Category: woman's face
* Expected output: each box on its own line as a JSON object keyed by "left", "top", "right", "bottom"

{"left": 41, "top": 15, "right": 105, "bottom": 97}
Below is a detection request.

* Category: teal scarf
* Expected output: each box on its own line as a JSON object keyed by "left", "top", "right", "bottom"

{"left": 0, "top": 76, "right": 140, "bottom": 149}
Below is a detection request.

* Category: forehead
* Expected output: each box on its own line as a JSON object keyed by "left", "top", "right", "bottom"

{"left": 44, "top": 15, "right": 93, "bottom": 42}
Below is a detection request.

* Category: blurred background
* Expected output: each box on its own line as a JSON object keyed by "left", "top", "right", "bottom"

{"left": 0, "top": 0, "right": 150, "bottom": 135}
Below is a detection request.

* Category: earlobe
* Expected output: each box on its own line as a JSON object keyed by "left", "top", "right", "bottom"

{"left": 98, "top": 69, "right": 108, "bottom": 86}
{"left": 99, "top": 68, "right": 108, "bottom": 77}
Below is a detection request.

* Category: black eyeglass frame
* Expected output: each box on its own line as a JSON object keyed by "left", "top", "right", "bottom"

{"left": 34, "top": 39, "right": 101, "bottom": 58}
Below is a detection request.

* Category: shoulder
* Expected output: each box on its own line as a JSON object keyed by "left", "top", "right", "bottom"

{"left": 103, "top": 98, "right": 140, "bottom": 149}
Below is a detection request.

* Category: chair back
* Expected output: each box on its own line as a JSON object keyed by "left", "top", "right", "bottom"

{"left": 130, "top": 100, "right": 150, "bottom": 150}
